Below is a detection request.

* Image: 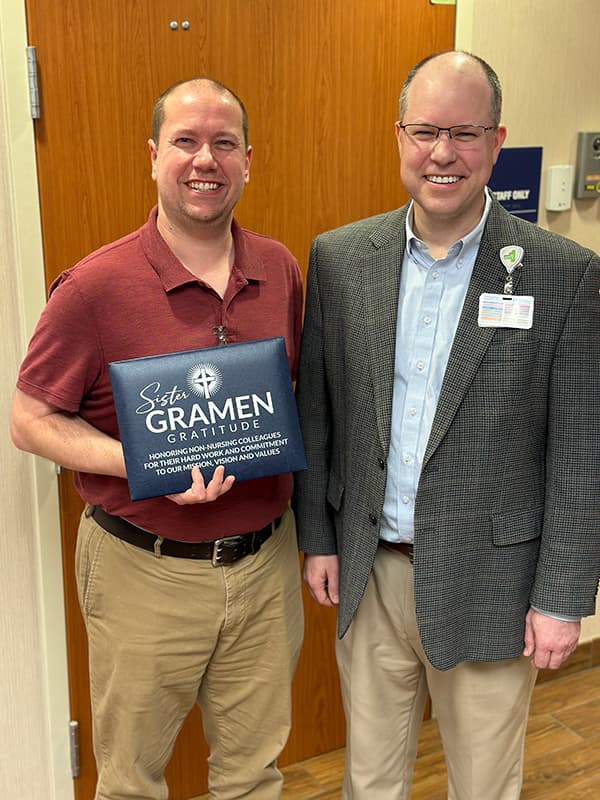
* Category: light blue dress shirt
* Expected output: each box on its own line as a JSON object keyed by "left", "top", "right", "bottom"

{"left": 379, "top": 191, "right": 492, "bottom": 544}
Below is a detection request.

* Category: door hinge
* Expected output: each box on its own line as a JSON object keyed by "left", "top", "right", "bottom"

{"left": 69, "top": 720, "right": 80, "bottom": 778}
{"left": 26, "top": 45, "right": 40, "bottom": 119}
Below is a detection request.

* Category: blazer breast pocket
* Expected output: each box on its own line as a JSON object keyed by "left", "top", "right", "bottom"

{"left": 476, "top": 333, "right": 541, "bottom": 398}
{"left": 483, "top": 331, "right": 540, "bottom": 364}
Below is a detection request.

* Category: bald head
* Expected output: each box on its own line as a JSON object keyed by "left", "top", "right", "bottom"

{"left": 152, "top": 77, "right": 249, "bottom": 147}
{"left": 399, "top": 51, "right": 502, "bottom": 127}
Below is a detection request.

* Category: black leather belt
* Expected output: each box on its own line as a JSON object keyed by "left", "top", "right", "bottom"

{"left": 380, "top": 540, "right": 414, "bottom": 564}
{"left": 88, "top": 505, "right": 279, "bottom": 565}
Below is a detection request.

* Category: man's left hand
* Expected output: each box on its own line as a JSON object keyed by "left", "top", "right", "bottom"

{"left": 523, "top": 608, "right": 581, "bottom": 669}
{"left": 166, "top": 465, "right": 235, "bottom": 505}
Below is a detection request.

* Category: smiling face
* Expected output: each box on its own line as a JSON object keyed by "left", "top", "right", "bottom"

{"left": 396, "top": 53, "right": 506, "bottom": 242}
{"left": 149, "top": 81, "right": 251, "bottom": 238}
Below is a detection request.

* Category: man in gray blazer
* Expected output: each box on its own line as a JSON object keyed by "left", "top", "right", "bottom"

{"left": 294, "top": 51, "right": 599, "bottom": 800}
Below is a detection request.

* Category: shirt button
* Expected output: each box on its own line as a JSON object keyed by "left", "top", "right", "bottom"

{"left": 408, "top": 407, "right": 417, "bottom": 417}
{"left": 416, "top": 361, "right": 425, "bottom": 371}
{"left": 402, "top": 496, "right": 410, "bottom": 505}
{"left": 402, "top": 453, "right": 412, "bottom": 464}
{"left": 423, "top": 315, "right": 432, "bottom": 325}
{"left": 432, "top": 271, "right": 440, "bottom": 279}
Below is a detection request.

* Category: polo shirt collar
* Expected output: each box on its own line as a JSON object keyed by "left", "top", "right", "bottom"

{"left": 141, "top": 206, "right": 267, "bottom": 292}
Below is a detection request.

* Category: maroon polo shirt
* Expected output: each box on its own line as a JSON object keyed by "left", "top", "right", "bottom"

{"left": 18, "top": 208, "right": 304, "bottom": 541}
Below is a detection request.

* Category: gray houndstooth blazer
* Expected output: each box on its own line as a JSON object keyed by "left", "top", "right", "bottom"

{"left": 293, "top": 196, "right": 600, "bottom": 671}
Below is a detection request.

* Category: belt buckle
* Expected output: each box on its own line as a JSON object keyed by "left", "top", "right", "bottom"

{"left": 211, "top": 536, "right": 242, "bottom": 567}
{"left": 211, "top": 538, "right": 227, "bottom": 566}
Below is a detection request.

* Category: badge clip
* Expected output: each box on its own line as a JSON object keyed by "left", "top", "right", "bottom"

{"left": 499, "top": 245, "right": 524, "bottom": 295}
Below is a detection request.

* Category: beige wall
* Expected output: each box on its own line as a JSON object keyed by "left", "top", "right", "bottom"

{"left": 455, "top": 0, "right": 600, "bottom": 641}
{"left": 0, "top": 1, "right": 598, "bottom": 797}
{"left": 457, "top": 0, "right": 600, "bottom": 252}
{"left": 0, "top": 2, "right": 73, "bottom": 798}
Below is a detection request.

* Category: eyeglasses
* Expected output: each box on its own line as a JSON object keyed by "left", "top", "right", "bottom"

{"left": 399, "top": 124, "right": 495, "bottom": 149}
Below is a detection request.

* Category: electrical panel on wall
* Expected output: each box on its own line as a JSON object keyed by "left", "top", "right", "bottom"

{"left": 574, "top": 132, "right": 600, "bottom": 199}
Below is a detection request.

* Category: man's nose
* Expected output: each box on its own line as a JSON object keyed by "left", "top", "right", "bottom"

{"left": 193, "top": 143, "right": 217, "bottom": 167}
{"left": 430, "top": 133, "right": 457, "bottom": 160}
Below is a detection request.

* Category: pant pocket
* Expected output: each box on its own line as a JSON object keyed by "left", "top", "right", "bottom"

{"left": 75, "top": 508, "right": 107, "bottom": 619}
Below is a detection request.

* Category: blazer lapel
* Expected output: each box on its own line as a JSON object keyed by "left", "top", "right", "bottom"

{"left": 362, "top": 209, "right": 407, "bottom": 453}
{"left": 423, "top": 203, "right": 518, "bottom": 466}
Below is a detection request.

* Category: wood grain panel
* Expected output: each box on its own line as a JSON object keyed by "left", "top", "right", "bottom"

{"left": 24, "top": 1, "right": 454, "bottom": 797}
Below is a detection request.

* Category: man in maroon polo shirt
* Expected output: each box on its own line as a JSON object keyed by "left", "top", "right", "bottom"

{"left": 11, "top": 78, "right": 304, "bottom": 800}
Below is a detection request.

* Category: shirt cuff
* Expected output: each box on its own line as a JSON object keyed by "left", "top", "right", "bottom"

{"left": 531, "top": 605, "right": 581, "bottom": 623}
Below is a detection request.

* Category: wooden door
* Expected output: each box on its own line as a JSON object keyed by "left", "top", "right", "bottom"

{"left": 24, "top": 1, "right": 454, "bottom": 797}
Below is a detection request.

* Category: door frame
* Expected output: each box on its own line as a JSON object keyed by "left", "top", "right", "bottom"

{"left": 1, "top": 2, "right": 74, "bottom": 798}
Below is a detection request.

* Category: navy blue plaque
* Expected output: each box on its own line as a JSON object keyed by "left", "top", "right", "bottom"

{"left": 109, "top": 337, "right": 306, "bottom": 500}
{"left": 489, "top": 146, "right": 543, "bottom": 223}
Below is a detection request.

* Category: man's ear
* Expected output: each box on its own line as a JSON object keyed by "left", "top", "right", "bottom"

{"left": 148, "top": 139, "right": 158, "bottom": 180}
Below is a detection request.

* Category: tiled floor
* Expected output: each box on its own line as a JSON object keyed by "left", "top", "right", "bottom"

{"left": 193, "top": 658, "right": 600, "bottom": 799}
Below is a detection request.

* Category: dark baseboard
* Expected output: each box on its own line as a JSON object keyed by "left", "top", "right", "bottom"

{"left": 535, "top": 635, "right": 600, "bottom": 684}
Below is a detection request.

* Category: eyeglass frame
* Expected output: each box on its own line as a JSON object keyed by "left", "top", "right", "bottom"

{"left": 398, "top": 123, "right": 496, "bottom": 148}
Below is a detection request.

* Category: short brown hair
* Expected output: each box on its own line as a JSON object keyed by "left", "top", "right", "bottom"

{"left": 151, "top": 77, "right": 249, "bottom": 146}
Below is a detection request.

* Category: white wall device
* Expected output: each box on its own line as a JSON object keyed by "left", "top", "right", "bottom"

{"left": 545, "top": 164, "right": 574, "bottom": 212}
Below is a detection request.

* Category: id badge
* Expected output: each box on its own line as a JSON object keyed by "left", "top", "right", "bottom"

{"left": 478, "top": 293, "right": 534, "bottom": 329}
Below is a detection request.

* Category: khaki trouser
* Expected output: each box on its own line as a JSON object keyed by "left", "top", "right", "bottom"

{"left": 336, "top": 544, "right": 538, "bottom": 800}
{"left": 76, "top": 506, "right": 304, "bottom": 800}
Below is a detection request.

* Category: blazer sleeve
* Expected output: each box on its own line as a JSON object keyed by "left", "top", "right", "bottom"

{"left": 531, "top": 251, "right": 600, "bottom": 617}
{"left": 293, "top": 237, "right": 338, "bottom": 555}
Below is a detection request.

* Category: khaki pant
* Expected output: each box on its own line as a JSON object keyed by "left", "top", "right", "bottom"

{"left": 76, "top": 507, "right": 304, "bottom": 800}
{"left": 336, "top": 544, "right": 537, "bottom": 800}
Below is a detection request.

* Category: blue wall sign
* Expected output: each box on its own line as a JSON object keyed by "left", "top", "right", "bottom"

{"left": 489, "top": 147, "right": 543, "bottom": 223}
